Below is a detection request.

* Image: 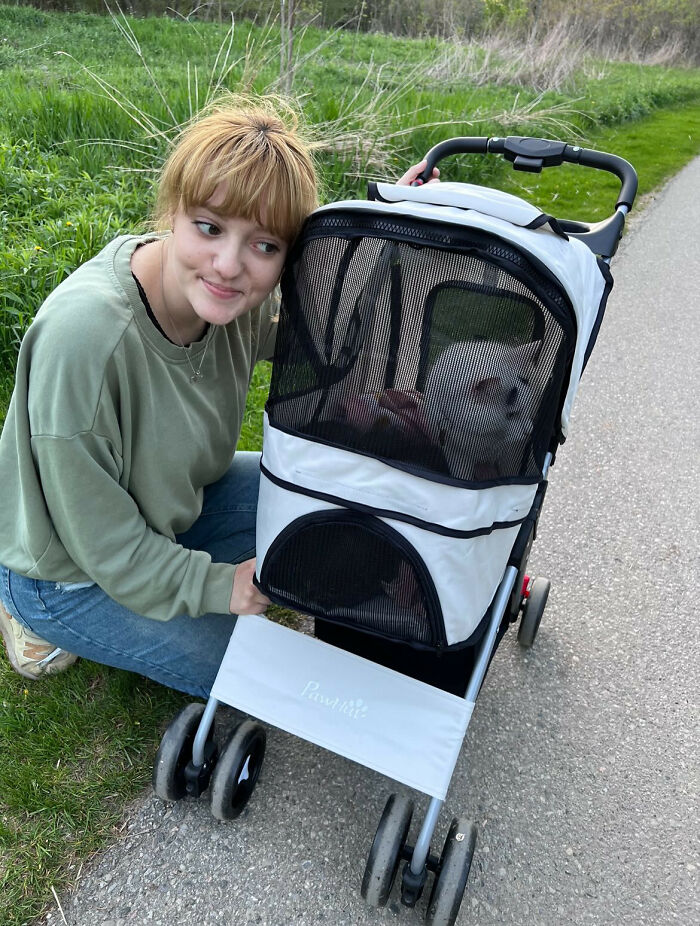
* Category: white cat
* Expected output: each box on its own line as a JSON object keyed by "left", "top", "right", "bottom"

{"left": 422, "top": 340, "right": 541, "bottom": 480}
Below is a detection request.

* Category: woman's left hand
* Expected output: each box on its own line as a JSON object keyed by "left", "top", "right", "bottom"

{"left": 397, "top": 159, "right": 440, "bottom": 186}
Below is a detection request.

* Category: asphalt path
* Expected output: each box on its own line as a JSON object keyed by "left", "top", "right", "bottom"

{"left": 43, "top": 157, "right": 699, "bottom": 926}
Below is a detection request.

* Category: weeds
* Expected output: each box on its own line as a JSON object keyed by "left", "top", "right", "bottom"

{"left": 425, "top": 19, "right": 597, "bottom": 92}
{"left": 1, "top": 4, "right": 700, "bottom": 371}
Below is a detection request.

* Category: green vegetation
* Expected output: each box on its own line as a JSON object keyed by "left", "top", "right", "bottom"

{"left": 2, "top": 4, "right": 700, "bottom": 922}
{"left": 3, "top": 3, "right": 700, "bottom": 380}
{"left": 0, "top": 663, "right": 189, "bottom": 925}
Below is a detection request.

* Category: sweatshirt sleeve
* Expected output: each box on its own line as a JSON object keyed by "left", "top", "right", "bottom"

{"left": 30, "top": 430, "right": 236, "bottom": 620}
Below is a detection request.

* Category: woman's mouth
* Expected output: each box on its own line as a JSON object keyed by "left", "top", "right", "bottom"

{"left": 202, "top": 278, "right": 242, "bottom": 299}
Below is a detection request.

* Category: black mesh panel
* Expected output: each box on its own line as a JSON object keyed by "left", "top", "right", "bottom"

{"left": 259, "top": 511, "right": 442, "bottom": 646}
{"left": 268, "top": 211, "right": 575, "bottom": 485}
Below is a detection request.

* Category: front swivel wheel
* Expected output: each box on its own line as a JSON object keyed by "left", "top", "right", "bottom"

{"left": 153, "top": 702, "right": 211, "bottom": 802}
{"left": 362, "top": 793, "right": 414, "bottom": 907}
{"left": 425, "top": 817, "right": 477, "bottom": 926}
{"left": 209, "top": 719, "right": 266, "bottom": 821}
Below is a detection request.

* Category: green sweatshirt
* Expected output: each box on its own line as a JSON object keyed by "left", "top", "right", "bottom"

{"left": 0, "top": 234, "right": 277, "bottom": 619}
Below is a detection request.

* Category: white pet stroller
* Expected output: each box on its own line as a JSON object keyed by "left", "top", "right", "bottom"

{"left": 153, "top": 136, "right": 637, "bottom": 924}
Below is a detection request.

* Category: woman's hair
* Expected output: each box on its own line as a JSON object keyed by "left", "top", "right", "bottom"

{"left": 153, "top": 94, "right": 319, "bottom": 243}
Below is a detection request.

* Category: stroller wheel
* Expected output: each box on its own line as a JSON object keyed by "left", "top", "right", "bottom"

{"left": 518, "top": 576, "right": 550, "bottom": 648}
{"left": 209, "top": 719, "right": 266, "bottom": 821}
{"left": 153, "top": 702, "right": 208, "bottom": 802}
{"left": 425, "top": 817, "right": 477, "bottom": 926}
{"left": 362, "top": 793, "right": 414, "bottom": 907}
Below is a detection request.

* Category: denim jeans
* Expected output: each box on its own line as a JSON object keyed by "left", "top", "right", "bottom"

{"left": 0, "top": 452, "right": 261, "bottom": 698}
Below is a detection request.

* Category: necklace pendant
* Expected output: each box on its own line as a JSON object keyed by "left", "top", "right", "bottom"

{"left": 190, "top": 372, "right": 204, "bottom": 383}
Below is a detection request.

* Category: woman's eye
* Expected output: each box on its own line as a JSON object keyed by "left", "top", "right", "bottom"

{"left": 255, "top": 241, "right": 280, "bottom": 255}
{"left": 194, "top": 221, "right": 220, "bottom": 237}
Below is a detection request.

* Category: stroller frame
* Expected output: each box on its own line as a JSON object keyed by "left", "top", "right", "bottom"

{"left": 153, "top": 136, "right": 637, "bottom": 923}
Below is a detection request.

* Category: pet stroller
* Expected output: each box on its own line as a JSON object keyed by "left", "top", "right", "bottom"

{"left": 153, "top": 136, "right": 637, "bottom": 924}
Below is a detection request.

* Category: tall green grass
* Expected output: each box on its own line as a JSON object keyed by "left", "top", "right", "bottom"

{"left": 3, "top": 2, "right": 700, "bottom": 379}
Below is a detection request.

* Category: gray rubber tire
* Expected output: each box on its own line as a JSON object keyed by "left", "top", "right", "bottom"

{"left": 425, "top": 817, "right": 477, "bottom": 926}
{"left": 209, "top": 719, "right": 266, "bottom": 821}
{"left": 518, "top": 576, "right": 550, "bottom": 648}
{"left": 361, "top": 794, "right": 414, "bottom": 907}
{"left": 153, "top": 702, "right": 207, "bottom": 802}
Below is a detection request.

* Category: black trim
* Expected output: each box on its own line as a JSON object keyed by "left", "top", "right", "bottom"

{"left": 367, "top": 181, "right": 389, "bottom": 203}
{"left": 582, "top": 258, "right": 614, "bottom": 371}
{"left": 385, "top": 249, "right": 402, "bottom": 388}
{"left": 289, "top": 209, "right": 578, "bottom": 400}
{"left": 278, "top": 207, "right": 580, "bottom": 464}
{"left": 259, "top": 461, "right": 529, "bottom": 539}
{"left": 417, "top": 278, "right": 548, "bottom": 391}
{"left": 525, "top": 213, "right": 569, "bottom": 240}
{"left": 507, "top": 479, "right": 548, "bottom": 568}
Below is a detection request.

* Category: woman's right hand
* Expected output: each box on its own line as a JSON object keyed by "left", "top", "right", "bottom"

{"left": 229, "top": 557, "right": 270, "bottom": 615}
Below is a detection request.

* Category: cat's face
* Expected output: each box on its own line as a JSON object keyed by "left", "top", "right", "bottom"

{"left": 423, "top": 340, "right": 541, "bottom": 475}
{"left": 462, "top": 369, "right": 535, "bottom": 439}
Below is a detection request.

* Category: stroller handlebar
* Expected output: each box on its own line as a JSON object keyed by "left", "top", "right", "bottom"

{"left": 416, "top": 135, "right": 638, "bottom": 212}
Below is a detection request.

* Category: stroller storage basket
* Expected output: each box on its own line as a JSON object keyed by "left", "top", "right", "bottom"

{"left": 257, "top": 194, "right": 606, "bottom": 648}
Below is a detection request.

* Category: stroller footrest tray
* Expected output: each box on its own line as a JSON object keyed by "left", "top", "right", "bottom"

{"left": 211, "top": 615, "right": 475, "bottom": 799}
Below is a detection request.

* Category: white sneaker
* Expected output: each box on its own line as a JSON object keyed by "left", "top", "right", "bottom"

{"left": 0, "top": 601, "right": 78, "bottom": 680}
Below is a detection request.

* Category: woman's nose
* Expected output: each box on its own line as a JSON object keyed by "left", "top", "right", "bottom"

{"left": 213, "top": 241, "right": 244, "bottom": 278}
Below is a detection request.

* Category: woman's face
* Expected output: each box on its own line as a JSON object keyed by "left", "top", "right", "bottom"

{"left": 166, "top": 185, "right": 288, "bottom": 329}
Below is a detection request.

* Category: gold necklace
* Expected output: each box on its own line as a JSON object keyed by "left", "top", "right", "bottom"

{"left": 159, "top": 238, "right": 213, "bottom": 383}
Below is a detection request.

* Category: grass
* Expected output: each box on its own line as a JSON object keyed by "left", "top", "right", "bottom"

{"left": 0, "top": 662, "right": 189, "bottom": 923}
{"left": 497, "top": 101, "right": 700, "bottom": 221}
{"left": 1, "top": 5, "right": 700, "bottom": 923}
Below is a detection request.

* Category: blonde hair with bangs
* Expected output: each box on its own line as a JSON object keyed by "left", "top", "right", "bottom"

{"left": 153, "top": 94, "right": 319, "bottom": 243}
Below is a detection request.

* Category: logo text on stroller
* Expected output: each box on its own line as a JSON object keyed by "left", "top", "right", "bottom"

{"left": 300, "top": 681, "right": 369, "bottom": 720}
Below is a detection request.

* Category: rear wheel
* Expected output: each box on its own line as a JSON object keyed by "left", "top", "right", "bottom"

{"left": 518, "top": 577, "right": 550, "bottom": 648}
{"left": 362, "top": 794, "right": 414, "bottom": 907}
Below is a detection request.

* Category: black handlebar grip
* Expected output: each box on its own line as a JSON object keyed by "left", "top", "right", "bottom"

{"left": 570, "top": 146, "right": 638, "bottom": 210}
{"left": 412, "top": 134, "right": 637, "bottom": 212}
{"left": 413, "top": 137, "right": 489, "bottom": 185}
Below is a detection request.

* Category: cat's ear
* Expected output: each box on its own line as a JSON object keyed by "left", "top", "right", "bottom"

{"left": 472, "top": 376, "right": 501, "bottom": 400}
{"left": 512, "top": 340, "right": 542, "bottom": 367}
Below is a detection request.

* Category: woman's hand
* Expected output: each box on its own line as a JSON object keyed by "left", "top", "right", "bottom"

{"left": 229, "top": 557, "right": 270, "bottom": 615}
{"left": 397, "top": 159, "right": 440, "bottom": 186}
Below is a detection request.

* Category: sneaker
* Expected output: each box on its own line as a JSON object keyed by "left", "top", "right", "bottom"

{"left": 0, "top": 600, "right": 78, "bottom": 680}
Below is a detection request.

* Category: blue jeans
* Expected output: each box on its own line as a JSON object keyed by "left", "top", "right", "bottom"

{"left": 0, "top": 452, "right": 261, "bottom": 698}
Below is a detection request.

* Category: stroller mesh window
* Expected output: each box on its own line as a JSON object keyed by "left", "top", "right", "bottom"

{"left": 268, "top": 212, "right": 575, "bottom": 484}
{"left": 259, "top": 511, "right": 442, "bottom": 646}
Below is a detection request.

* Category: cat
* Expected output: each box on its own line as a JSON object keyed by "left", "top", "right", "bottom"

{"left": 422, "top": 339, "right": 541, "bottom": 480}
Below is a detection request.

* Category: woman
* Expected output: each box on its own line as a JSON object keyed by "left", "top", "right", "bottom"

{"left": 0, "top": 94, "right": 436, "bottom": 697}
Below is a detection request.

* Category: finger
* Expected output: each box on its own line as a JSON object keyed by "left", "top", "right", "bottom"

{"left": 397, "top": 160, "right": 427, "bottom": 186}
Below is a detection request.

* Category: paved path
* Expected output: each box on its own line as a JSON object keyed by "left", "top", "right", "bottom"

{"left": 44, "top": 159, "right": 699, "bottom": 926}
